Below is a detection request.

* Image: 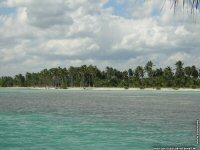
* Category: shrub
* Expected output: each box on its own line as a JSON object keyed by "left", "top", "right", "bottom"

{"left": 191, "top": 85, "right": 197, "bottom": 89}
{"left": 140, "top": 86, "right": 145, "bottom": 89}
{"left": 156, "top": 87, "right": 161, "bottom": 90}
{"left": 172, "top": 87, "right": 179, "bottom": 90}
{"left": 124, "top": 86, "right": 129, "bottom": 89}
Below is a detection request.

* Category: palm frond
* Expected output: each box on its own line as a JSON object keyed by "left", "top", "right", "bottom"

{"left": 173, "top": 0, "right": 199, "bottom": 10}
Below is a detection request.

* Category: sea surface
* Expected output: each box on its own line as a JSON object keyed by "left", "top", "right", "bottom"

{"left": 0, "top": 88, "right": 200, "bottom": 150}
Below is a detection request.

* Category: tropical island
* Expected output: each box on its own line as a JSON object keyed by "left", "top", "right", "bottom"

{"left": 0, "top": 60, "right": 200, "bottom": 91}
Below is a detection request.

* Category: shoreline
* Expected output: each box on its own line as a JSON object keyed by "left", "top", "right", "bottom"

{"left": 4, "top": 87, "right": 200, "bottom": 92}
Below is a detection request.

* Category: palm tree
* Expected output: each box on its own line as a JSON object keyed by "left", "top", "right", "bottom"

{"left": 153, "top": 0, "right": 199, "bottom": 9}
{"left": 14, "top": 74, "right": 25, "bottom": 87}
{"left": 184, "top": 66, "right": 192, "bottom": 78}
{"left": 25, "top": 72, "right": 32, "bottom": 87}
{"left": 173, "top": 0, "right": 199, "bottom": 10}
{"left": 68, "top": 66, "right": 76, "bottom": 87}
{"left": 80, "top": 65, "right": 87, "bottom": 87}
{"left": 175, "top": 60, "right": 185, "bottom": 86}
{"left": 175, "top": 60, "right": 184, "bottom": 76}
{"left": 128, "top": 69, "right": 133, "bottom": 78}
{"left": 191, "top": 65, "right": 199, "bottom": 79}
{"left": 146, "top": 0, "right": 199, "bottom": 13}
{"left": 145, "top": 61, "right": 154, "bottom": 78}
{"left": 184, "top": 65, "right": 199, "bottom": 87}
{"left": 163, "top": 66, "right": 174, "bottom": 87}
{"left": 134, "top": 66, "right": 144, "bottom": 79}
{"left": 0, "top": 76, "right": 14, "bottom": 87}
{"left": 87, "top": 65, "right": 99, "bottom": 87}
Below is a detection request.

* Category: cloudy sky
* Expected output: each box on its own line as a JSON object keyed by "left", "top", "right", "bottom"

{"left": 0, "top": 0, "right": 200, "bottom": 76}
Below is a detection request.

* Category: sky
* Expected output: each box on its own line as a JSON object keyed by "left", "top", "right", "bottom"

{"left": 0, "top": 0, "right": 200, "bottom": 76}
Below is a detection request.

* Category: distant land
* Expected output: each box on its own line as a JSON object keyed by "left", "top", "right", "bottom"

{"left": 1, "top": 60, "right": 200, "bottom": 89}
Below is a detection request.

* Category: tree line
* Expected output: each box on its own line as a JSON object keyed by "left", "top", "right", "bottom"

{"left": 0, "top": 60, "right": 200, "bottom": 89}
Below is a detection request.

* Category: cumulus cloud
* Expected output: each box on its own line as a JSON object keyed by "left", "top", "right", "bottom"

{"left": 0, "top": 0, "right": 199, "bottom": 76}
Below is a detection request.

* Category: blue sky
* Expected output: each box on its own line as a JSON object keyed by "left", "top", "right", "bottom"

{"left": 0, "top": 0, "right": 199, "bottom": 76}
{"left": 0, "top": 7, "right": 16, "bottom": 15}
{"left": 104, "top": 0, "right": 128, "bottom": 16}
{"left": 104, "top": 0, "right": 160, "bottom": 17}
{"left": 0, "top": 0, "right": 130, "bottom": 16}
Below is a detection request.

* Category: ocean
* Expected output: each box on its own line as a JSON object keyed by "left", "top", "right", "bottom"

{"left": 0, "top": 88, "right": 199, "bottom": 150}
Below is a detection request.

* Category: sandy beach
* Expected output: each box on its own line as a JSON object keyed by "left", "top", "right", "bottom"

{"left": 25, "top": 87, "right": 200, "bottom": 92}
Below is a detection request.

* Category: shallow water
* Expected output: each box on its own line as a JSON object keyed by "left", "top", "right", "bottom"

{"left": 0, "top": 88, "right": 200, "bottom": 150}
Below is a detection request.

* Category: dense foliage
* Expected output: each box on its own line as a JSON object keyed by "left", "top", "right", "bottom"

{"left": 0, "top": 61, "right": 200, "bottom": 89}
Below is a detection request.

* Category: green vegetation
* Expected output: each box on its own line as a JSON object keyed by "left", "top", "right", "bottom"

{"left": 0, "top": 60, "right": 200, "bottom": 88}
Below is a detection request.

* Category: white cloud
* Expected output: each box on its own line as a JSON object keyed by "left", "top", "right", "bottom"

{"left": 0, "top": 0, "right": 199, "bottom": 76}
{"left": 42, "top": 38, "right": 100, "bottom": 56}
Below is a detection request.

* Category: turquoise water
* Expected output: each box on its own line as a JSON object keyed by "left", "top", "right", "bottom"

{"left": 0, "top": 88, "right": 200, "bottom": 150}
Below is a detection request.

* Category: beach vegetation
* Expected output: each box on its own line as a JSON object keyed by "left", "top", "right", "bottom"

{"left": 0, "top": 60, "right": 200, "bottom": 89}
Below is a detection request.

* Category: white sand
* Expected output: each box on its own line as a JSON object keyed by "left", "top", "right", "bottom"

{"left": 29, "top": 87, "right": 200, "bottom": 92}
